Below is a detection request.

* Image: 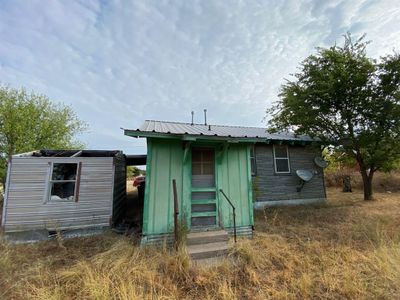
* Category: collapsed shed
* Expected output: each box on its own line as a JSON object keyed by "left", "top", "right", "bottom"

{"left": 1, "top": 150, "right": 126, "bottom": 240}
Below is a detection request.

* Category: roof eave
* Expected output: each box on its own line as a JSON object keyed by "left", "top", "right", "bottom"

{"left": 124, "top": 129, "right": 317, "bottom": 144}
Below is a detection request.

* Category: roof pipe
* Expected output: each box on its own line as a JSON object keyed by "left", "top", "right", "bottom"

{"left": 191, "top": 111, "right": 194, "bottom": 126}
{"left": 204, "top": 109, "right": 207, "bottom": 126}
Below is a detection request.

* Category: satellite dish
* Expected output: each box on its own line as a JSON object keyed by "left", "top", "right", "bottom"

{"left": 296, "top": 170, "right": 313, "bottom": 182}
{"left": 314, "top": 156, "right": 328, "bottom": 168}
{"left": 296, "top": 170, "right": 314, "bottom": 192}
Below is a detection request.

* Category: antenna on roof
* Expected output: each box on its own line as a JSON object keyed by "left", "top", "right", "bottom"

{"left": 204, "top": 109, "right": 207, "bottom": 126}
{"left": 191, "top": 111, "right": 194, "bottom": 125}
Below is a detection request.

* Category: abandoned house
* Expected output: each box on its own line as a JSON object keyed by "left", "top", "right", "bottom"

{"left": 1, "top": 120, "right": 327, "bottom": 249}
{"left": 1, "top": 150, "right": 126, "bottom": 241}
{"left": 124, "top": 120, "right": 327, "bottom": 246}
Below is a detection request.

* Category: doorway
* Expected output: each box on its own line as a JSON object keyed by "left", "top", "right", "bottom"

{"left": 191, "top": 147, "right": 217, "bottom": 228}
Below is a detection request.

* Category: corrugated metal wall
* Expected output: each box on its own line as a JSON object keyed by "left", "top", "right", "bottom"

{"left": 3, "top": 156, "right": 115, "bottom": 232}
{"left": 254, "top": 145, "right": 326, "bottom": 202}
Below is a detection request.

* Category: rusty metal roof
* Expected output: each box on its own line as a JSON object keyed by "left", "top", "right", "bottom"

{"left": 125, "top": 120, "right": 315, "bottom": 142}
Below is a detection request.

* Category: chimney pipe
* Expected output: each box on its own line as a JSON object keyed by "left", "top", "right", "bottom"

{"left": 204, "top": 109, "right": 207, "bottom": 126}
{"left": 191, "top": 111, "right": 194, "bottom": 125}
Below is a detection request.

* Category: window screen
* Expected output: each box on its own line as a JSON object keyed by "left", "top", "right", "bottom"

{"left": 273, "top": 145, "right": 290, "bottom": 173}
{"left": 192, "top": 148, "right": 214, "bottom": 175}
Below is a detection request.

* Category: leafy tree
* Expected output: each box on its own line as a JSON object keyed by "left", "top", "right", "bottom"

{"left": 0, "top": 85, "right": 87, "bottom": 184}
{"left": 267, "top": 33, "right": 400, "bottom": 200}
{"left": 323, "top": 147, "right": 357, "bottom": 173}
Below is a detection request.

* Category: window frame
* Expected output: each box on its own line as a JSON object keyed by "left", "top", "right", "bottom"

{"left": 273, "top": 144, "right": 291, "bottom": 174}
{"left": 46, "top": 162, "right": 82, "bottom": 203}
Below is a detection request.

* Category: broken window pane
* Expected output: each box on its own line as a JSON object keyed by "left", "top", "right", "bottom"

{"left": 50, "top": 163, "right": 78, "bottom": 201}
{"left": 52, "top": 163, "right": 77, "bottom": 180}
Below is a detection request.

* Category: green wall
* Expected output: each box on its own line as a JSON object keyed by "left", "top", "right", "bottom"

{"left": 143, "top": 138, "right": 253, "bottom": 237}
{"left": 217, "top": 144, "right": 254, "bottom": 228}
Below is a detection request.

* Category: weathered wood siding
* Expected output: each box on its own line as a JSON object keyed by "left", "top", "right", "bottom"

{"left": 254, "top": 145, "right": 326, "bottom": 202}
{"left": 2, "top": 156, "right": 115, "bottom": 232}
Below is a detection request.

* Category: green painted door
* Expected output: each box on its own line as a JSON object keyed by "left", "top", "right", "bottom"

{"left": 191, "top": 147, "right": 218, "bottom": 228}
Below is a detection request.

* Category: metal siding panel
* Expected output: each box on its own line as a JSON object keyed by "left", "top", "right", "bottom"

{"left": 153, "top": 142, "right": 172, "bottom": 233}
{"left": 145, "top": 139, "right": 184, "bottom": 236}
{"left": 142, "top": 139, "right": 152, "bottom": 235}
{"left": 4, "top": 157, "right": 114, "bottom": 232}
{"left": 246, "top": 145, "right": 254, "bottom": 226}
{"left": 217, "top": 144, "right": 252, "bottom": 229}
{"left": 182, "top": 147, "right": 192, "bottom": 229}
{"left": 238, "top": 146, "right": 251, "bottom": 226}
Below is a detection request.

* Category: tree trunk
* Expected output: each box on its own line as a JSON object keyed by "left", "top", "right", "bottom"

{"left": 360, "top": 168, "right": 374, "bottom": 201}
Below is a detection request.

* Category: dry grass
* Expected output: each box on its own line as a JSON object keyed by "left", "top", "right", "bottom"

{"left": 1, "top": 189, "right": 399, "bottom": 299}
{"left": 324, "top": 170, "right": 400, "bottom": 192}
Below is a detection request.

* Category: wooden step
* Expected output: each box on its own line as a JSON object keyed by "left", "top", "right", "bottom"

{"left": 187, "top": 241, "right": 229, "bottom": 260}
{"left": 187, "top": 230, "right": 229, "bottom": 246}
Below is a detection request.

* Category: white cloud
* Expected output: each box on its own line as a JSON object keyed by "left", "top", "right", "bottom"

{"left": 0, "top": 0, "right": 399, "bottom": 153}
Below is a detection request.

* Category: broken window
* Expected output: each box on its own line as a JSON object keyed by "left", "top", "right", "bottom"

{"left": 49, "top": 163, "right": 78, "bottom": 201}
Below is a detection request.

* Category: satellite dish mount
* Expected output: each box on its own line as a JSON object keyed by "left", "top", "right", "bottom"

{"left": 296, "top": 170, "right": 314, "bottom": 192}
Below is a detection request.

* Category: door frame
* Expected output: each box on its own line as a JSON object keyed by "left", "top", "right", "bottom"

{"left": 189, "top": 144, "right": 219, "bottom": 229}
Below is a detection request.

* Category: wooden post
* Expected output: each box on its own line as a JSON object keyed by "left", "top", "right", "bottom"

{"left": 172, "top": 179, "right": 179, "bottom": 250}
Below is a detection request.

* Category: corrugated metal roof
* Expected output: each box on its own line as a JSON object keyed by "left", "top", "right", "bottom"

{"left": 126, "top": 120, "right": 315, "bottom": 142}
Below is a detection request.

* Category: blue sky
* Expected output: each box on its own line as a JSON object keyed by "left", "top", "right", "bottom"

{"left": 1, "top": 0, "right": 399, "bottom": 154}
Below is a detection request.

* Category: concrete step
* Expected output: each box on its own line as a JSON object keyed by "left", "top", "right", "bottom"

{"left": 187, "top": 230, "right": 229, "bottom": 246}
{"left": 187, "top": 241, "right": 229, "bottom": 260}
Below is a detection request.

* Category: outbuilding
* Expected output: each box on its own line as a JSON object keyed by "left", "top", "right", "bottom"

{"left": 1, "top": 150, "right": 126, "bottom": 241}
